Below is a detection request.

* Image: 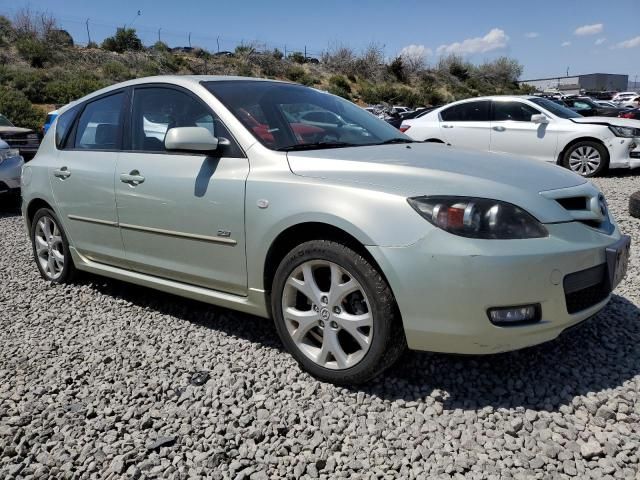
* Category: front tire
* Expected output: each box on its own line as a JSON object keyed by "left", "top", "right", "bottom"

{"left": 30, "top": 208, "right": 77, "bottom": 283}
{"left": 562, "top": 141, "right": 608, "bottom": 177}
{"left": 271, "top": 240, "right": 406, "bottom": 384}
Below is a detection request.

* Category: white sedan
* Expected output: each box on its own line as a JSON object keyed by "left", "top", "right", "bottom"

{"left": 400, "top": 96, "right": 640, "bottom": 177}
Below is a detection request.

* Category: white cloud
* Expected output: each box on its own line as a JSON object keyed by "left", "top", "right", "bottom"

{"left": 561, "top": 41, "right": 571, "bottom": 47}
{"left": 594, "top": 38, "right": 606, "bottom": 45}
{"left": 574, "top": 23, "right": 603, "bottom": 36}
{"left": 436, "top": 28, "right": 509, "bottom": 56}
{"left": 524, "top": 32, "right": 539, "bottom": 39}
{"left": 399, "top": 44, "right": 432, "bottom": 59}
{"left": 612, "top": 36, "right": 640, "bottom": 49}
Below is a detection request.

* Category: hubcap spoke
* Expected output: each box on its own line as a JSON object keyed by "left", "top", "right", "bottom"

{"left": 328, "top": 264, "right": 359, "bottom": 305}
{"left": 285, "top": 307, "right": 320, "bottom": 342}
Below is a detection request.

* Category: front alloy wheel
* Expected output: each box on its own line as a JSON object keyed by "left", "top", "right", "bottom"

{"left": 563, "top": 141, "right": 608, "bottom": 177}
{"left": 272, "top": 240, "right": 406, "bottom": 384}
{"left": 282, "top": 260, "right": 373, "bottom": 370}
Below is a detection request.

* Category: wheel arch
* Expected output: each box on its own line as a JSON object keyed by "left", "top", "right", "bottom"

{"left": 25, "top": 198, "right": 55, "bottom": 231}
{"left": 262, "top": 222, "right": 391, "bottom": 298}
{"left": 556, "top": 137, "right": 609, "bottom": 165}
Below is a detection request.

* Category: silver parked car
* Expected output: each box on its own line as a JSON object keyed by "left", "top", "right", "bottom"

{"left": 0, "top": 139, "right": 23, "bottom": 197}
{"left": 21, "top": 76, "right": 630, "bottom": 384}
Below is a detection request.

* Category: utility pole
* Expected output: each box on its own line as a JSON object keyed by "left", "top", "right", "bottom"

{"left": 216, "top": 35, "right": 221, "bottom": 52}
{"left": 85, "top": 18, "right": 91, "bottom": 46}
{"left": 284, "top": 45, "right": 287, "bottom": 58}
{"left": 566, "top": 67, "right": 569, "bottom": 77}
{"left": 188, "top": 32, "right": 191, "bottom": 48}
{"left": 158, "top": 28, "right": 162, "bottom": 43}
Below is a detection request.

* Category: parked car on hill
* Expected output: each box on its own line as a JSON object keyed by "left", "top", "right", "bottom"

{"left": 21, "top": 76, "right": 630, "bottom": 383}
{"left": 0, "top": 139, "right": 23, "bottom": 198}
{"left": 612, "top": 92, "right": 638, "bottom": 104}
{"left": 400, "top": 95, "right": 640, "bottom": 177}
{"left": 0, "top": 114, "right": 41, "bottom": 161}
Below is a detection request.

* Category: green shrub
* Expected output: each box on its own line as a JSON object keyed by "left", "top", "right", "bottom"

{"left": 359, "top": 82, "right": 420, "bottom": 107}
{"left": 0, "top": 86, "right": 44, "bottom": 130}
{"left": 102, "top": 61, "right": 132, "bottom": 81}
{"left": 0, "top": 16, "right": 16, "bottom": 46}
{"left": 43, "top": 73, "right": 107, "bottom": 104}
{"left": 236, "top": 63, "right": 254, "bottom": 77}
{"left": 16, "top": 37, "right": 52, "bottom": 67}
{"left": 288, "top": 52, "right": 305, "bottom": 64}
{"left": 329, "top": 75, "right": 351, "bottom": 92}
{"left": 327, "top": 84, "right": 351, "bottom": 100}
{"left": 153, "top": 41, "right": 169, "bottom": 52}
{"left": 102, "top": 28, "right": 142, "bottom": 53}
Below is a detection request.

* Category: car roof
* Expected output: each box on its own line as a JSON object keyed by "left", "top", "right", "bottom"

{"left": 58, "top": 75, "right": 291, "bottom": 115}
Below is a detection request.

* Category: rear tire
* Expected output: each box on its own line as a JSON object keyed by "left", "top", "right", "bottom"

{"left": 562, "top": 141, "right": 608, "bottom": 177}
{"left": 630, "top": 191, "right": 640, "bottom": 219}
{"left": 30, "top": 208, "right": 77, "bottom": 284}
{"left": 271, "top": 240, "right": 406, "bottom": 385}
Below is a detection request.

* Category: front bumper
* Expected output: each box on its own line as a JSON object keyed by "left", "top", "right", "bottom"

{"left": 608, "top": 136, "right": 640, "bottom": 170}
{"left": 367, "top": 221, "right": 624, "bottom": 354}
{"left": 0, "top": 154, "right": 24, "bottom": 193}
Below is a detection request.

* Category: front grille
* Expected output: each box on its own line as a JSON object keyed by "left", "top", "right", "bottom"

{"left": 556, "top": 197, "right": 588, "bottom": 210}
{"left": 564, "top": 264, "right": 610, "bottom": 314}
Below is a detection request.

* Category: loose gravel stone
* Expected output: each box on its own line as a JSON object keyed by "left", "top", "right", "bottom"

{"left": 0, "top": 173, "right": 639, "bottom": 478}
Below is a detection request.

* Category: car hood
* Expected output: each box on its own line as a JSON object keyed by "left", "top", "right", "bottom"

{"left": 0, "top": 126, "right": 34, "bottom": 136}
{"left": 570, "top": 116, "right": 640, "bottom": 128}
{"left": 287, "top": 143, "right": 589, "bottom": 223}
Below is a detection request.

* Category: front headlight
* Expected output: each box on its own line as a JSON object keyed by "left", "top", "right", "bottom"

{"left": 407, "top": 196, "right": 548, "bottom": 239}
{"left": 0, "top": 148, "right": 20, "bottom": 164}
{"left": 609, "top": 125, "right": 640, "bottom": 138}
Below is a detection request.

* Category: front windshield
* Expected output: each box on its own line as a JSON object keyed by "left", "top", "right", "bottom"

{"left": 204, "top": 80, "right": 411, "bottom": 151}
{"left": 0, "top": 115, "right": 14, "bottom": 127}
{"left": 529, "top": 97, "right": 582, "bottom": 119}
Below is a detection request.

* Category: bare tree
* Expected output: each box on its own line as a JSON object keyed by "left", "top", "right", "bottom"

{"left": 13, "top": 7, "right": 57, "bottom": 40}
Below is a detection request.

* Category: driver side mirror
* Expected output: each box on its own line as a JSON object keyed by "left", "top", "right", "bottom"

{"left": 531, "top": 114, "right": 549, "bottom": 124}
{"left": 165, "top": 127, "right": 220, "bottom": 152}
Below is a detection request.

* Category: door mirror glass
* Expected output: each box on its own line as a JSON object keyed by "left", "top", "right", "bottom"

{"left": 531, "top": 114, "right": 549, "bottom": 124}
{"left": 165, "top": 127, "right": 219, "bottom": 152}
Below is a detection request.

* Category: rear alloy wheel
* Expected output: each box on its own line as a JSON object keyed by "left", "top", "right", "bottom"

{"left": 31, "top": 208, "right": 76, "bottom": 283}
{"left": 272, "top": 240, "right": 406, "bottom": 384}
{"left": 563, "top": 141, "right": 608, "bottom": 177}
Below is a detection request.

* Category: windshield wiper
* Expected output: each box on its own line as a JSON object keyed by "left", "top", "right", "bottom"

{"left": 375, "top": 138, "right": 415, "bottom": 145}
{"left": 276, "top": 141, "right": 353, "bottom": 152}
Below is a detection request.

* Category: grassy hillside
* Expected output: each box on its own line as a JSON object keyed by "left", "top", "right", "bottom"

{"left": 0, "top": 12, "right": 534, "bottom": 130}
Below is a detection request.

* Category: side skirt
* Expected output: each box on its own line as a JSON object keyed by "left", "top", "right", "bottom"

{"left": 69, "top": 247, "right": 270, "bottom": 319}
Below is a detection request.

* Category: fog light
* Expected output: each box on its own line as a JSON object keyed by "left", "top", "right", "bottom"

{"left": 488, "top": 304, "right": 540, "bottom": 326}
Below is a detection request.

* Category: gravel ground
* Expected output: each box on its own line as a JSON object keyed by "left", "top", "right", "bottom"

{"left": 1, "top": 173, "right": 639, "bottom": 480}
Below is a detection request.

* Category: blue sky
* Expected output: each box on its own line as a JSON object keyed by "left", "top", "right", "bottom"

{"left": 1, "top": 0, "right": 639, "bottom": 81}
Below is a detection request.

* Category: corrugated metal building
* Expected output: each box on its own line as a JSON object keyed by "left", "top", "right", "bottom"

{"left": 519, "top": 73, "right": 629, "bottom": 94}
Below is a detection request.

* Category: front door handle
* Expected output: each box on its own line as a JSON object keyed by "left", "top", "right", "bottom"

{"left": 492, "top": 126, "right": 506, "bottom": 132}
{"left": 120, "top": 170, "right": 145, "bottom": 186}
{"left": 442, "top": 124, "right": 453, "bottom": 129}
{"left": 53, "top": 167, "right": 71, "bottom": 179}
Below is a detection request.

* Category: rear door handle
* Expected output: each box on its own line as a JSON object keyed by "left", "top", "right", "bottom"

{"left": 120, "top": 170, "right": 145, "bottom": 186}
{"left": 53, "top": 167, "right": 71, "bottom": 179}
{"left": 442, "top": 125, "right": 453, "bottom": 129}
{"left": 492, "top": 126, "right": 506, "bottom": 132}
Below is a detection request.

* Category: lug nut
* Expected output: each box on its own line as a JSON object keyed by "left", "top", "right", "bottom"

{"left": 321, "top": 296, "right": 328, "bottom": 304}
{"left": 333, "top": 306, "right": 341, "bottom": 314}
{"left": 330, "top": 321, "right": 339, "bottom": 329}
{"left": 319, "top": 320, "right": 325, "bottom": 328}
{"left": 313, "top": 305, "right": 319, "bottom": 312}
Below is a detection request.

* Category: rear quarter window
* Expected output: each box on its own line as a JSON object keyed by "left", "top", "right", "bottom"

{"left": 55, "top": 106, "right": 80, "bottom": 149}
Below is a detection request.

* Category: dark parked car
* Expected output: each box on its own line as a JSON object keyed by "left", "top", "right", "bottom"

{"left": 0, "top": 114, "right": 41, "bottom": 161}
{"left": 562, "top": 96, "right": 626, "bottom": 117}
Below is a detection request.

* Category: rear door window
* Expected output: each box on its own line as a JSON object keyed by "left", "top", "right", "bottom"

{"left": 74, "top": 93, "right": 124, "bottom": 150}
{"left": 440, "top": 101, "right": 490, "bottom": 122}
{"left": 55, "top": 106, "right": 80, "bottom": 149}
